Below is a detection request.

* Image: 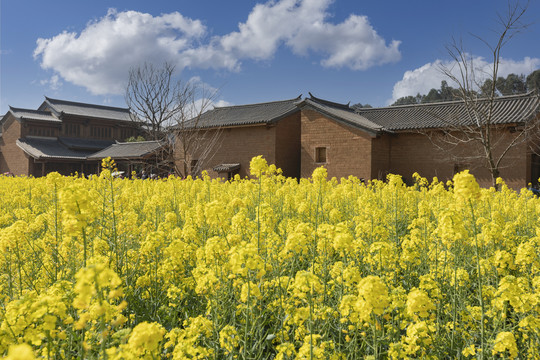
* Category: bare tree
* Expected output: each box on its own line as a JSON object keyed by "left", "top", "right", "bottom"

{"left": 172, "top": 81, "right": 223, "bottom": 178}
{"left": 431, "top": 1, "right": 540, "bottom": 188}
{"left": 126, "top": 62, "right": 182, "bottom": 140}
{"left": 125, "top": 62, "right": 222, "bottom": 177}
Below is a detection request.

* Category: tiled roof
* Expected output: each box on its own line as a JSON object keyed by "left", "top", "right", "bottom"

{"left": 8, "top": 107, "right": 61, "bottom": 123}
{"left": 16, "top": 137, "right": 96, "bottom": 160}
{"left": 175, "top": 96, "right": 302, "bottom": 129}
{"left": 41, "top": 97, "right": 132, "bottom": 122}
{"left": 297, "top": 97, "right": 384, "bottom": 134}
{"left": 308, "top": 92, "right": 351, "bottom": 110}
{"left": 58, "top": 137, "right": 115, "bottom": 151}
{"left": 213, "top": 163, "right": 241, "bottom": 172}
{"left": 356, "top": 92, "right": 540, "bottom": 131}
{"left": 88, "top": 140, "right": 164, "bottom": 160}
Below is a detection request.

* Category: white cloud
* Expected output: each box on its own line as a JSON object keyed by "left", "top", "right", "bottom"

{"left": 389, "top": 56, "right": 540, "bottom": 104}
{"left": 288, "top": 13, "right": 401, "bottom": 70}
{"left": 213, "top": 100, "right": 233, "bottom": 108}
{"left": 40, "top": 74, "right": 63, "bottom": 90}
{"left": 190, "top": 0, "right": 401, "bottom": 71}
{"left": 34, "top": 9, "right": 206, "bottom": 95}
{"left": 182, "top": 76, "right": 231, "bottom": 118}
{"left": 34, "top": 1, "right": 401, "bottom": 95}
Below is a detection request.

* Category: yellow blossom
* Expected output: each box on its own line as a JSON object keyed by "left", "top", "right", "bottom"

{"left": 492, "top": 331, "right": 518, "bottom": 358}
{"left": 453, "top": 170, "right": 480, "bottom": 201}
{"left": 5, "top": 344, "right": 35, "bottom": 360}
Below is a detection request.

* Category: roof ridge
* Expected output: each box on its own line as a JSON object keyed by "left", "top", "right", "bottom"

{"left": 212, "top": 95, "right": 302, "bottom": 110}
{"left": 9, "top": 106, "right": 54, "bottom": 115}
{"left": 45, "top": 96, "right": 130, "bottom": 112}
{"left": 308, "top": 92, "right": 351, "bottom": 110}
{"left": 359, "top": 91, "right": 539, "bottom": 112}
{"left": 114, "top": 140, "right": 162, "bottom": 145}
{"left": 298, "top": 98, "right": 383, "bottom": 134}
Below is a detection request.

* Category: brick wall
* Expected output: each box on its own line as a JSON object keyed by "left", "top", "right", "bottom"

{"left": 387, "top": 130, "right": 529, "bottom": 188}
{"left": 0, "top": 115, "right": 30, "bottom": 175}
{"left": 174, "top": 107, "right": 535, "bottom": 188}
{"left": 176, "top": 124, "right": 278, "bottom": 179}
{"left": 385, "top": 132, "right": 450, "bottom": 184}
{"left": 300, "top": 109, "right": 373, "bottom": 180}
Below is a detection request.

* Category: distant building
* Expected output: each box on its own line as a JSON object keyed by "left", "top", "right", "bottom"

{"left": 0, "top": 97, "right": 162, "bottom": 177}
{"left": 176, "top": 92, "right": 540, "bottom": 188}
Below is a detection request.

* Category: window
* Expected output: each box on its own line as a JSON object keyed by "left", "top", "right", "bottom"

{"left": 29, "top": 126, "right": 56, "bottom": 137}
{"left": 225, "top": 169, "right": 240, "bottom": 180}
{"left": 63, "top": 123, "right": 80, "bottom": 137}
{"left": 91, "top": 126, "right": 112, "bottom": 139}
{"left": 315, "top": 147, "right": 327, "bottom": 163}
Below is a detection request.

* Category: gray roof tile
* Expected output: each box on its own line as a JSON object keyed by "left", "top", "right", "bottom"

{"left": 9, "top": 107, "right": 61, "bottom": 123}
{"left": 58, "top": 137, "right": 114, "bottom": 151}
{"left": 356, "top": 92, "right": 540, "bottom": 131}
{"left": 213, "top": 163, "right": 241, "bottom": 172}
{"left": 42, "top": 97, "right": 132, "bottom": 122}
{"left": 17, "top": 137, "right": 95, "bottom": 160}
{"left": 88, "top": 141, "right": 164, "bottom": 159}
{"left": 176, "top": 96, "right": 302, "bottom": 129}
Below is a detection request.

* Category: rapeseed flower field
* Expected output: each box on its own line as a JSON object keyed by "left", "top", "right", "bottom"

{"left": 1, "top": 156, "right": 539, "bottom": 359}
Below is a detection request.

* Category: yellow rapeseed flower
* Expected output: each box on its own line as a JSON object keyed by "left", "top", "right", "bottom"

{"left": 492, "top": 331, "right": 518, "bottom": 358}
{"left": 5, "top": 344, "right": 35, "bottom": 360}
{"left": 453, "top": 170, "right": 480, "bottom": 201}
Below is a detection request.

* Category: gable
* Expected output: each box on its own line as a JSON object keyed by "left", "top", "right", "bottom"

{"left": 296, "top": 98, "right": 383, "bottom": 137}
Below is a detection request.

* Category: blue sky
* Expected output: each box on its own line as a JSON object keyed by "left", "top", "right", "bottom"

{"left": 1, "top": 0, "right": 539, "bottom": 115}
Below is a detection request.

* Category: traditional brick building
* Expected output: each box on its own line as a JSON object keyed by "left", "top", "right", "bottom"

{"left": 176, "top": 92, "right": 540, "bottom": 188}
{"left": 174, "top": 96, "right": 302, "bottom": 179}
{"left": 3, "top": 93, "right": 540, "bottom": 187}
{"left": 0, "top": 97, "right": 153, "bottom": 176}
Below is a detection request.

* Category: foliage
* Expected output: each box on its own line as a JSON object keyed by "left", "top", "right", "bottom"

{"left": 125, "top": 136, "right": 146, "bottom": 143}
{"left": 1, "top": 158, "right": 540, "bottom": 359}
{"left": 527, "top": 69, "right": 540, "bottom": 93}
{"left": 351, "top": 103, "right": 372, "bottom": 110}
{"left": 391, "top": 81, "right": 461, "bottom": 106}
{"left": 391, "top": 70, "right": 539, "bottom": 106}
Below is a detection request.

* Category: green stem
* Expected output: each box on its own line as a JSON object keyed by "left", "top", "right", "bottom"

{"left": 470, "top": 200, "right": 485, "bottom": 360}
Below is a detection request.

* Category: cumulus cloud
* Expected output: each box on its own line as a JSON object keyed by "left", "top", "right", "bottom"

{"left": 34, "top": 9, "right": 206, "bottom": 95}
{"left": 182, "top": 0, "right": 400, "bottom": 71}
{"left": 182, "top": 76, "right": 232, "bottom": 117}
{"left": 390, "top": 56, "right": 540, "bottom": 104}
{"left": 40, "top": 74, "right": 63, "bottom": 90}
{"left": 34, "top": 0, "right": 401, "bottom": 95}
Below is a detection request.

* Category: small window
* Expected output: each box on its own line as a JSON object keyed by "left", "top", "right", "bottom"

{"left": 453, "top": 163, "right": 469, "bottom": 175}
{"left": 227, "top": 169, "right": 239, "bottom": 181}
{"left": 315, "top": 147, "right": 327, "bottom": 163}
